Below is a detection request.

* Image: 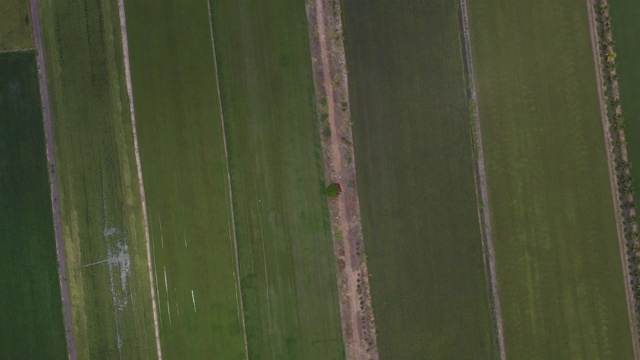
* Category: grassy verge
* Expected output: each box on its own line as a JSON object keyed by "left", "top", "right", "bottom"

{"left": 210, "top": 0, "right": 345, "bottom": 358}
{"left": 38, "top": 0, "right": 157, "bottom": 357}
{"left": 0, "top": 51, "right": 67, "bottom": 359}
{"left": 0, "top": 0, "right": 33, "bottom": 50}
{"left": 468, "top": 0, "right": 634, "bottom": 357}
{"left": 123, "top": 0, "right": 247, "bottom": 358}
{"left": 340, "top": 1, "right": 497, "bottom": 358}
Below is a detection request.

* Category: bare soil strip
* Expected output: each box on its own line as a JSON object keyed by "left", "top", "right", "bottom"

{"left": 116, "top": 1, "right": 162, "bottom": 358}
{"left": 585, "top": 1, "right": 640, "bottom": 357}
{"left": 305, "top": 1, "right": 378, "bottom": 359}
{"left": 458, "top": 1, "right": 506, "bottom": 358}
{"left": 28, "top": 1, "right": 77, "bottom": 359}
{"left": 205, "top": 1, "right": 250, "bottom": 358}
{"left": 0, "top": 47, "right": 36, "bottom": 54}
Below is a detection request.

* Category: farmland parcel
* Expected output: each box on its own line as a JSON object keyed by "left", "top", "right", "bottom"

{"left": 610, "top": 0, "right": 640, "bottom": 212}
{"left": 0, "top": 0, "right": 33, "bottom": 50}
{"left": 340, "top": 0, "right": 497, "bottom": 358}
{"left": 38, "top": 0, "right": 157, "bottom": 357}
{"left": 0, "top": 52, "right": 67, "bottom": 359}
{"left": 468, "top": 0, "right": 634, "bottom": 357}
{"left": 210, "top": 0, "right": 345, "bottom": 358}
{"left": 123, "top": 0, "right": 247, "bottom": 358}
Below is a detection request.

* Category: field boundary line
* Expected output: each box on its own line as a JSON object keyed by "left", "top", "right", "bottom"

{"left": 0, "top": 47, "right": 36, "bottom": 54}
{"left": 458, "top": 1, "right": 506, "bottom": 358}
{"left": 205, "top": 1, "right": 250, "bottom": 358}
{"left": 116, "top": 1, "right": 163, "bottom": 358}
{"left": 585, "top": 1, "right": 640, "bottom": 358}
{"left": 28, "top": 0, "right": 77, "bottom": 359}
{"left": 305, "top": 0, "right": 379, "bottom": 358}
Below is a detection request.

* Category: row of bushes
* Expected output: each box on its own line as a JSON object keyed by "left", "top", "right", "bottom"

{"left": 594, "top": 1, "right": 640, "bottom": 325}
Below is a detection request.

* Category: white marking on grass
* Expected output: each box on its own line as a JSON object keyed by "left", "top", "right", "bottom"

{"left": 206, "top": 0, "right": 248, "bottom": 356}
{"left": 176, "top": 302, "right": 179, "bottom": 316}
{"left": 183, "top": 229, "right": 188, "bottom": 249}
{"left": 116, "top": 0, "right": 162, "bottom": 357}
{"left": 164, "top": 267, "right": 171, "bottom": 327}
{"left": 83, "top": 259, "right": 109, "bottom": 268}
{"left": 191, "top": 290, "right": 197, "bottom": 313}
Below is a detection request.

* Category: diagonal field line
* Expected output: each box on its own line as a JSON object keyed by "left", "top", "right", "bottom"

{"left": 116, "top": 1, "right": 163, "bottom": 358}
{"left": 458, "top": 0, "right": 507, "bottom": 358}
{"left": 29, "top": 0, "right": 77, "bottom": 359}
{"left": 205, "top": 1, "right": 250, "bottom": 358}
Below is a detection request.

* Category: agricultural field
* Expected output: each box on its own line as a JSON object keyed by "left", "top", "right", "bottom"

{"left": 211, "top": 0, "right": 345, "bottom": 358}
{"left": 0, "top": 52, "right": 67, "bottom": 359}
{"left": 468, "top": 0, "right": 635, "bottom": 358}
{"left": 610, "top": 0, "right": 640, "bottom": 208}
{"left": 0, "top": 0, "right": 33, "bottom": 50}
{"left": 123, "top": 0, "right": 246, "bottom": 358}
{"left": 340, "top": 0, "right": 497, "bottom": 358}
{"left": 38, "top": 0, "right": 157, "bottom": 357}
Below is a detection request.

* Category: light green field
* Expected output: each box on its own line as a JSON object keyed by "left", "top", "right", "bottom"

{"left": 38, "top": 0, "right": 157, "bottom": 357}
{"left": 0, "top": 51, "right": 67, "bottom": 359}
{"left": 123, "top": 0, "right": 246, "bottom": 358}
{"left": 0, "top": 0, "right": 33, "bottom": 50}
{"left": 211, "top": 0, "right": 345, "bottom": 358}
{"left": 468, "top": 0, "right": 634, "bottom": 357}
{"left": 340, "top": 0, "right": 497, "bottom": 358}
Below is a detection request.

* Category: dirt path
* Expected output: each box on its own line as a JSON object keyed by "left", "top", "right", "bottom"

{"left": 28, "top": 1, "right": 77, "bottom": 359}
{"left": 115, "top": 1, "right": 163, "bottom": 359}
{"left": 585, "top": 1, "right": 640, "bottom": 357}
{"left": 458, "top": 1, "right": 506, "bottom": 358}
{"left": 305, "top": 1, "right": 378, "bottom": 359}
{"left": 205, "top": 1, "right": 250, "bottom": 357}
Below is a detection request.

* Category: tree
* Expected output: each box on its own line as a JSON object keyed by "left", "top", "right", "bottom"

{"left": 326, "top": 183, "right": 341, "bottom": 197}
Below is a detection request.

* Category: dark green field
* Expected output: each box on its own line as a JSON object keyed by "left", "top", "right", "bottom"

{"left": 610, "top": 0, "right": 640, "bottom": 210}
{"left": 468, "top": 0, "right": 634, "bottom": 357}
{"left": 211, "top": 0, "right": 345, "bottom": 358}
{"left": 0, "top": 51, "right": 67, "bottom": 359}
{"left": 38, "top": 0, "right": 157, "bottom": 357}
{"left": 341, "top": 1, "right": 497, "bottom": 358}
{"left": 0, "top": 0, "right": 33, "bottom": 50}
{"left": 124, "top": 0, "right": 246, "bottom": 358}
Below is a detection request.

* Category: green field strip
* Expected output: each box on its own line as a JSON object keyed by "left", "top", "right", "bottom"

{"left": 610, "top": 0, "right": 640, "bottom": 216}
{"left": 210, "top": 0, "right": 345, "bottom": 358}
{"left": 37, "top": 0, "right": 157, "bottom": 357}
{"left": 0, "top": 0, "right": 33, "bottom": 50}
{"left": 468, "top": 0, "right": 634, "bottom": 358}
{"left": 122, "top": 0, "right": 247, "bottom": 358}
{"left": 0, "top": 51, "right": 67, "bottom": 359}
{"left": 340, "top": 1, "right": 497, "bottom": 358}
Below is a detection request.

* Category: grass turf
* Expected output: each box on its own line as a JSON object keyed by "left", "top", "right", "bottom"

{"left": 38, "top": 0, "right": 157, "bottom": 357}
{"left": 210, "top": 0, "right": 345, "bottom": 358}
{"left": 610, "top": 0, "right": 640, "bottom": 219}
{"left": 468, "top": 0, "right": 634, "bottom": 357}
{"left": 0, "top": 0, "right": 33, "bottom": 50}
{"left": 340, "top": 1, "right": 497, "bottom": 358}
{"left": 0, "top": 51, "right": 67, "bottom": 360}
{"left": 123, "top": 0, "right": 247, "bottom": 358}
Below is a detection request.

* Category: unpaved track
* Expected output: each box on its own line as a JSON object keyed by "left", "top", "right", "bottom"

{"left": 29, "top": 0, "right": 77, "bottom": 359}
{"left": 458, "top": 1, "right": 506, "bottom": 358}
{"left": 305, "top": 0, "right": 378, "bottom": 358}
{"left": 116, "top": 1, "right": 163, "bottom": 358}
{"left": 585, "top": 1, "right": 640, "bottom": 357}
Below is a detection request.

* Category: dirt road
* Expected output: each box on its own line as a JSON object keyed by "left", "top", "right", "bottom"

{"left": 29, "top": 0, "right": 77, "bottom": 359}
{"left": 305, "top": 1, "right": 378, "bottom": 359}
